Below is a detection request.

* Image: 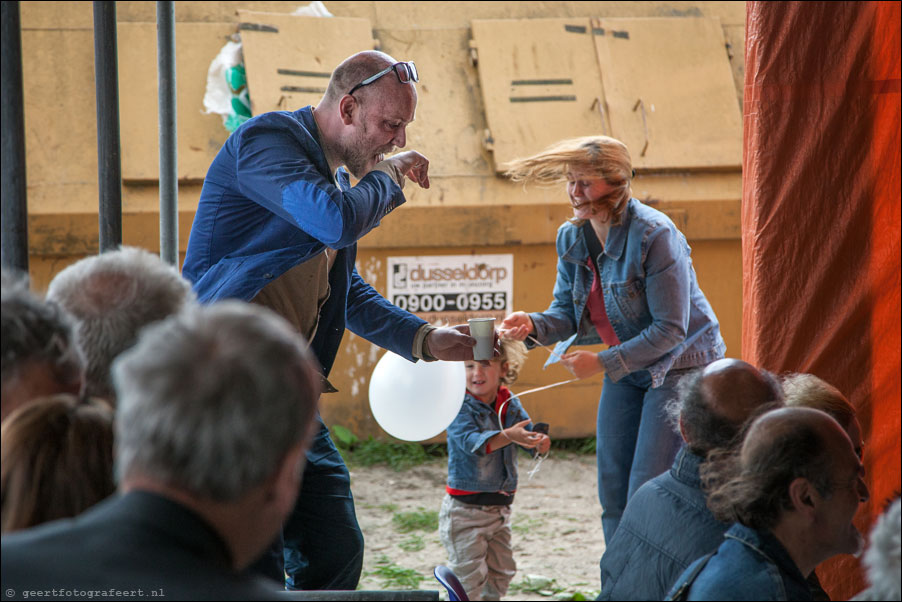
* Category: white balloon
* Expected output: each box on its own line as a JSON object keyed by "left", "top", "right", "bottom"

{"left": 369, "top": 351, "right": 465, "bottom": 441}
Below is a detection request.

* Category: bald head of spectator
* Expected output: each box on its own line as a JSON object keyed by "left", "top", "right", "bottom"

{"left": 46, "top": 247, "right": 194, "bottom": 402}
{"left": 708, "top": 407, "right": 869, "bottom": 576}
{"left": 674, "top": 358, "right": 783, "bottom": 456}
{"left": 783, "top": 373, "right": 863, "bottom": 459}
{"left": 1, "top": 270, "right": 83, "bottom": 421}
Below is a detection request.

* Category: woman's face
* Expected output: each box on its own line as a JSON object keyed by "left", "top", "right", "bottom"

{"left": 566, "top": 169, "right": 618, "bottom": 222}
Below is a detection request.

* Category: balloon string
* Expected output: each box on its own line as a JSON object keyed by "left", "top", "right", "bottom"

{"left": 494, "top": 397, "right": 545, "bottom": 481}
{"left": 497, "top": 399, "right": 512, "bottom": 442}
{"left": 527, "top": 334, "right": 566, "bottom": 362}
{"left": 492, "top": 336, "right": 576, "bottom": 480}
{"left": 514, "top": 378, "right": 580, "bottom": 398}
{"left": 527, "top": 452, "right": 546, "bottom": 481}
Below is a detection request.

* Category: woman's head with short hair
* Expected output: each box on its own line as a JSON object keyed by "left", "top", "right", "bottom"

{"left": 1, "top": 394, "right": 114, "bottom": 532}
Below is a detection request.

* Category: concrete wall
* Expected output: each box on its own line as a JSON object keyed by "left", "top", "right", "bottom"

{"left": 18, "top": 1, "right": 746, "bottom": 439}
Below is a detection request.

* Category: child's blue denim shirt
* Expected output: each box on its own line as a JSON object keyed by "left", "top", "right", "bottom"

{"left": 446, "top": 390, "right": 533, "bottom": 493}
{"left": 529, "top": 199, "right": 726, "bottom": 388}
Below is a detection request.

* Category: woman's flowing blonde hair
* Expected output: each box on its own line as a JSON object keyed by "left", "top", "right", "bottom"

{"left": 503, "top": 136, "right": 633, "bottom": 225}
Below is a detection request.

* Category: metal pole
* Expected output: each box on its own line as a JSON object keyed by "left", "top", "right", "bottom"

{"left": 93, "top": 0, "right": 122, "bottom": 252}
{"left": 157, "top": 1, "right": 178, "bottom": 266}
{"left": 1, "top": 0, "right": 29, "bottom": 272}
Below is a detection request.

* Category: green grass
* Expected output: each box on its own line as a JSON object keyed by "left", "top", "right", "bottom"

{"left": 330, "top": 425, "right": 447, "bottom": 471}
{"left": 368, "top": 555, "right": 423, "bottom": 589}
{"left": 392, "top": 507, "right": 438, "bottom": 533}
{"left": 508, "top": 578, "right": 560, "bottom": 594}
{"left": 511, "top": 515, "right": 545, "bottom": 535}
{"left": 398, "top": 534, "right": 425, "bottom": 552}
{"left": 509, "top": 579, "right": 598, "bottom": 601}
{"left": 551, "top": 436, "right": 596, "bottom": 455}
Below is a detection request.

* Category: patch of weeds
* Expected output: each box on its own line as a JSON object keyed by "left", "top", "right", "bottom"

{"left": 330, "top": 425, "right": 447, "bottom": 471}
{"left": 510, "top": 575, "right": 564, "bottom": 595}
{"left": 392, "top": 507, "right": 438, "bottom": 533}
{"left": 378, "top": 503, "right": 398, "bottom": 513}
{"left": 551, "top": 436, "right": 596, "bottom": 455}
{"left": 332, "top": 424, "right": 359, "bottom": 448}
{"left": 398, "top": 534, "right": 425, "bottom": 552}
{"left": 509, "top": 579, "right": 596, "bottom": 601}
{"left": 368, "top": 555, "right": 422, "bottom": 589}
{"left": 511, "top": 515, "right": 545, "bottom": 535}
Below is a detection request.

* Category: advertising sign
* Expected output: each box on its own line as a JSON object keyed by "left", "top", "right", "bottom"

{"left": 387, "top": 254, "right": 514, "bottom": 324}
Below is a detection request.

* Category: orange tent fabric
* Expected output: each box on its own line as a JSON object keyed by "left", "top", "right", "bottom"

{"left": 743, "top": 1, "right": 900, "bottom": 598}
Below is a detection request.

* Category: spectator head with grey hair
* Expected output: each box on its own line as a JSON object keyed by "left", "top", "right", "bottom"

{"left": 853, "top": 497, "right": 901, "bottom": 601}
{"left": 46, "top": 247, "right": 195, "bottom": 402}
{"left": 599, "top": 358, "right": 784, "bottom": 601}
{"left": 1, "top": 269, "right": 83, "bottom": 421}
{"left": 0, "top": 302, "right": 322, "bottom": 598}
{"left": 669, "top": 407, "right": 869, "bottom": 601}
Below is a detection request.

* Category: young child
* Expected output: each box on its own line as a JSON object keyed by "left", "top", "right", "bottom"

{"left": 439, "top": 338, "right": 551, "bottom": 601}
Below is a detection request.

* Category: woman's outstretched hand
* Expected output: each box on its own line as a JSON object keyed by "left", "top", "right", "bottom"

{"left": 500, "top": 312, "right": 534, "bottom": 341}
{"left": 561, "top": 350, "right": 603, "bottom": 379}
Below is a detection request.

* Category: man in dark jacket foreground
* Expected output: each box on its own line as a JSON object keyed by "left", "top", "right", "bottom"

{"left": 1, "top": 302, "right": 321, "bottom": 600}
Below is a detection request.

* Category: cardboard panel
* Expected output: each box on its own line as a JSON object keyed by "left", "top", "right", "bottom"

{"left": 118, "top": 22, "right": 236, "bottom": 181}
{"left": 471, "top": 18, "right": 608, "bottom": 171}
{"left": 236, "top": 10, "right": 374, "bottom": 114}
{"left": 592, "top": 17, "right": 742, "bottom": 169}
{"left": 377, "top": 28, "right": 494, "bottom": 177}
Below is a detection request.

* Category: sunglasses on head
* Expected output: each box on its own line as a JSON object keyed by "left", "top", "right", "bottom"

{"left": 348, "top": 61, "right": 419, "bottom": 96}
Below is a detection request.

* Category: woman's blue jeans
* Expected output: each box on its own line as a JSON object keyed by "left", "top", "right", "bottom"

{"left": 596, "top": 369, "right": 685, "bottom": 543}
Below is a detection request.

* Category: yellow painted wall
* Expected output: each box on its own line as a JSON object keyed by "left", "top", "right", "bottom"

{"left": 18, "top": 1, "right": 745, "bottom": 439}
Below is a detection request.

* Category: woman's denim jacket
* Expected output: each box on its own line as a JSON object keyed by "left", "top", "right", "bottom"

{"left": 446, "top": 391, "right": 533, "bottom": 492}
{"left": 530, "top": 199, "right": 726, "bottom": 388}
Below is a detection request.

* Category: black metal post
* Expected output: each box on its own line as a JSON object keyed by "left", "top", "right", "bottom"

{"left": 93, "top": 0, "right": 122, "bottom": 252}
{"left": 1, "top": 0, "right": 29, "bottom": 271}
{"left": 157, "top": 1, "right": 178, "bottom": 266}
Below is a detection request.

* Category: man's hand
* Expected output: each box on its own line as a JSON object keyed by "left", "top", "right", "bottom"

{"left": 560, "top": 350, "right": 604, "bottom": 380}
{"left": 377, "top": 150, "right": 430, "bottom": 189}
{"left": 425, "top": 324, "right": 500, "bottom": 361}
{"left": 500, "top": 311, "right": 534, "bottom": 342}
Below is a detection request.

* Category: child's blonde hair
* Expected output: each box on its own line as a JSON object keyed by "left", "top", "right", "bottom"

{"left": 497, "top": 338, "right": 528, "bottom": 385}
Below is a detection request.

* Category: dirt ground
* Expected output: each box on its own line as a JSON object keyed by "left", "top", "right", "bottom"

{"left": 352, "top": 452, "right": 605, "bottom": 600}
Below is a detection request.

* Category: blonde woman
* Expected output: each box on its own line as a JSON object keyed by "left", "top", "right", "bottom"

{"left": 501, "top": 136, "right": 725, "bottom": 542}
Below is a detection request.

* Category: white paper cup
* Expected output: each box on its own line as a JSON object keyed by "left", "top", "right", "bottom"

{"left": 468, "top": 317, "right": 496, "bottom": 361}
